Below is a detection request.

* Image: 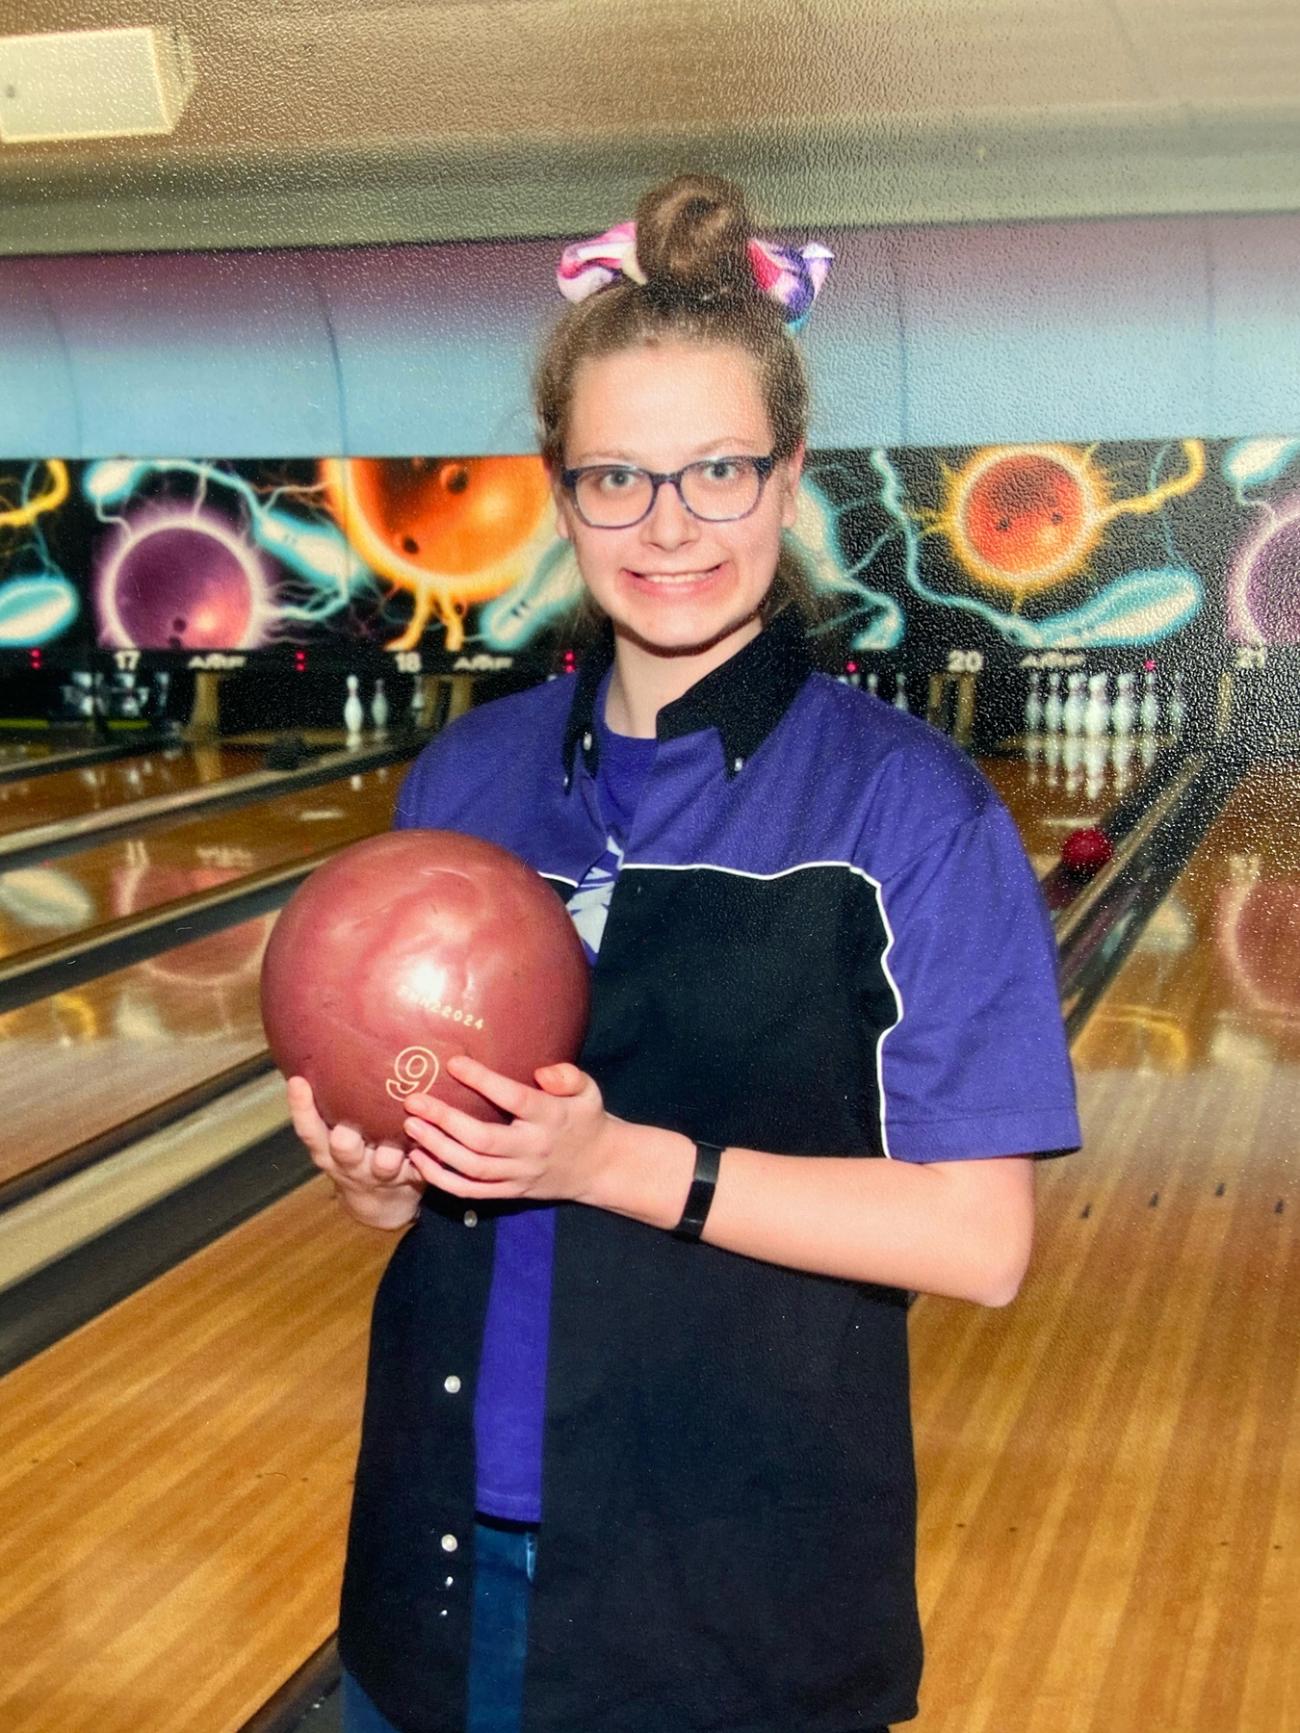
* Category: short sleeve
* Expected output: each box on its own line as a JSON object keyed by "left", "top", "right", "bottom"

{"left": 876, "top": 798, "right": 1081, "bottom": 1163}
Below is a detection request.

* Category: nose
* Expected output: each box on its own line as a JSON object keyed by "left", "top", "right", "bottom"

{"left": 641, "top": 477, "right": 698, "bottom": 550}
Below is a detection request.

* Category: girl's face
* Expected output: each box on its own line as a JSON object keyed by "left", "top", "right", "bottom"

{"left": 555, "top": 340, "right": 803, "bottom": 663}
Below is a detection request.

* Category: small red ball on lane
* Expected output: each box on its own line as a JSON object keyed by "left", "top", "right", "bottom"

{"left": 1060, "top": 826, "right": 1114, "bottom": 878}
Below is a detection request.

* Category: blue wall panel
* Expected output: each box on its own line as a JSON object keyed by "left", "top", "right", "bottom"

{"left": 1207, "top": 215, "right": 1300, "bottom": 437}
{"left": 32, "top": 251, "right": 344, "bottom": 458}
{"left": 0, "top": 212, "right": 1297, "bottom": 458}
{"left": 896, "top": 217, "right": 1213, "bottom": 445}
{"left": 803, "top": 226, "right": 907, "bottom": 448}
{"left": 0, "top": 259, "right": 82, "bottom": 455}
{"left": 312, "top": 241, "right": 548, "bottom": 457}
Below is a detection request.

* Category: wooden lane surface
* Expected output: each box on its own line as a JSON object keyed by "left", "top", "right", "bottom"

{"left": 0, "top": 744, "right": 268, "bottom": 840}
{"left": 0, "top": 1177, "right": 394, "bottom": 1733}
{"left": 0, "top": 763, "right": 402, "bottom": 964}
{"left": 0, "top": 741, "right": 62, "bottom": 767}
{"left": 0, "top": 914, "right": 273, "bottom": 1186}
{"left": 980, "top": 737, "right": 1160, "bottom": 875}
{"left": 909, "top": 759, "right": 1300, "bottom": 1732}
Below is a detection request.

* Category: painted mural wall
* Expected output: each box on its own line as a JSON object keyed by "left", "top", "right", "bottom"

{"left": 2, "top": 437, "right": 1294, "bottom": 702}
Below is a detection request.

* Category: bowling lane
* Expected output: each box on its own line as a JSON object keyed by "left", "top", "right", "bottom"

{"left": 0, "top": 912, "right": 273, "bottom": 1188}
{"left": 909, "top": 758, "right": 1300, "bottom": 1732}
{"left": 0, "top": 1176, "right": 392, "bottom": 1733}
{"left": 0, "top": 762, "right": 403, "bottom": 965}
{"left": 0, "top": 740, "right": 69, "bottom": 769}
{"left": 0, "top": 742, "right": 268, "bottom": 840}
{"left": 980, "top": 733, "right": 1163, "bottom": 876}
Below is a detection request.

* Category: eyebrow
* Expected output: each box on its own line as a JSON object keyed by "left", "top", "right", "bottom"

{"left": 566, "top": 441, "right": 768, "bottom": 467}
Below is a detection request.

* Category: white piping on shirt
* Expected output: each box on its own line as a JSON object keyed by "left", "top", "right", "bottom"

{"left": 619, "top": 858, "right": 904, "bottom": 1160}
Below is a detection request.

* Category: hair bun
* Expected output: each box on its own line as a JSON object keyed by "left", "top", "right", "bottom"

{"left": 633, "top": 173, "right": 755, "bottom": 305}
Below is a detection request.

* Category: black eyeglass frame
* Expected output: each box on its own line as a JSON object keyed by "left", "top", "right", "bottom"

{"left": 558, "top": 453, "right": 779, "bottom": 529}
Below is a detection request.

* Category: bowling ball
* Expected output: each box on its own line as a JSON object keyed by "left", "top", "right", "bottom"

{"left": 107, "top": 522, "right": 259, "bottom": 650}
{"left": 1061, "top": 826, "right": 1114, "bottom": 878}
{"left": 260, "top": 830, "right": 590, "bottom": 1144}
{"left": 348, "top": 457, "right": 551, "bottom": 578}
{"left": 962, "top": 452, "right": 1087, "bottom": 578}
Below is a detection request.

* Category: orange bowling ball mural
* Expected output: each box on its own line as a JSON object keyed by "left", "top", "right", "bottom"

{"left": 320, "top": 456, "right": 553, "bottom": 650}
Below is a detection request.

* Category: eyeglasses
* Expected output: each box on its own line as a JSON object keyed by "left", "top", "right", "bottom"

{"left": 559, "top": 454, "right": 778, "bottom": 529}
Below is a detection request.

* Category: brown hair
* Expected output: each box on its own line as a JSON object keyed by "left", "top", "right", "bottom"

{"left": 534, "top": 173, "right": 822, "bottom": 634}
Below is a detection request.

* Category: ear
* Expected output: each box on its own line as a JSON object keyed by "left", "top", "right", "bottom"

{"left": 780, "top": 442, "right": 806, "bottom": 530}
{"left": 548, "top": 466, "right": 574, "bottom": 543}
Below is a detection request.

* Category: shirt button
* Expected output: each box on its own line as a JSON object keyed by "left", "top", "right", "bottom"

{"left": 444, "top": 1375, "right": 462, "bottom": 1394}
{"left": 441, "top": 1534, "right": 459, "bottom": 1554}
{"left": 463, "top": 1209, "right": 478, "bottom": 1227}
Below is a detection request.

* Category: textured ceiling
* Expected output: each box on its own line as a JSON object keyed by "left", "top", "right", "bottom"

{"left": 2, "top": 0, "right": 1300, "bottom": 253}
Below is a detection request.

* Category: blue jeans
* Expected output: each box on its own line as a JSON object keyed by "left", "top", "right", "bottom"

{"left": 342, "top": 1518, "right": 537, "bottom": 1733}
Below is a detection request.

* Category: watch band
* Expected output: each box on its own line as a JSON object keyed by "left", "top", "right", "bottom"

{"left": 672, "top": 1141, "right": 724, "bottom": 1242}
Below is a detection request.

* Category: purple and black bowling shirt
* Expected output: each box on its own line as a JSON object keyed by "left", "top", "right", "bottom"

{"left": 340, "top": 610, "right": 1081, "bottom": 1733}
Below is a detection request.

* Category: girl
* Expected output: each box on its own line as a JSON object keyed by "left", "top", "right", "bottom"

{"left": 288, "top": 173, "right": 1080, "bottom": 1733}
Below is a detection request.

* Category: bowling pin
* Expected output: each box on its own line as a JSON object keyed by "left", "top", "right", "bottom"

{"left": 1043, "top": 732, "right": 1062, "bottom": 787}
{"left": 1139, "top": 731, "right": 1158, "bottom": 769}
{"left": 1112, "top": 732, "right": 1135, "bottom": 793}
{"left": 1139, "top": 669, "right": 1159, "bottom": 733}
{"left": 1112, "top": 671, "right": 1136, "bottom": 737}
{"left": 1024, "top": 670, "right": 1043, "bottom": 735}
{"left": 866, "top": 673, "right": 879, "bottom": 698}
{"left": 893, "top": 673, "right": 909, "bottom": 713}
{"left": 119, "top": 692, "right": 141, "bottom": 719}
{"left": 1063, "top": 732, "right": 1083, "bottom": 794}
{"left": 344, "top": 673, "right": 365, "bottom": 739}
{"left": 1043, "top": 670, "right": 1063, "bottom": 733}
{"left": 1083, "top": 673, "right": 1109, "bottom": 739}
{"left": 1062, "top": 672, "right": 1085, "bottom": 736}
{"left": 1084, "top": 736, "right": 1107, "bottom": 800}
{"left": 1169, "top": 671, "right": 1187, "bottom": 737}
{"left": 371, "top": 677, "right": 390, "bottom": 734}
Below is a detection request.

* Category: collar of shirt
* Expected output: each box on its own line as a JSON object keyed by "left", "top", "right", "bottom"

{"left": 561, "top": 606, "right": 814, "bottom": 787}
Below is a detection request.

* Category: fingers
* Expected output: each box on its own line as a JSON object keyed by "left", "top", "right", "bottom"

{"left": 405, "top": 1139, "right": 511, "bottom": 1198}
{"left": 403, "top": 1111, "right": 514, "bottom": 1180}
{"left": 534, "top": 1062, "right": 586, "bottom": 1097}
{"left": 287, "top": 1076, "right": 419, "bottom": 1192}
{"left": 444, "top": 1055, "right": 537, "bottom": 1120}
{"left": 286, "top": 1076, "right": 330, "bottom": 1160}
{"left": 404, "top": 1091, "right": 512, "bottom": 1157}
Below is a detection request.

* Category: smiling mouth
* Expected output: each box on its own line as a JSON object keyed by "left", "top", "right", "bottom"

{"left": 626, "top": 564, "right": 723, "bottom": 587}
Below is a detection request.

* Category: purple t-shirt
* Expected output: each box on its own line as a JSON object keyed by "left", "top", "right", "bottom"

{"left": 473, "top": 704, "right": 655, "bottom": 1522}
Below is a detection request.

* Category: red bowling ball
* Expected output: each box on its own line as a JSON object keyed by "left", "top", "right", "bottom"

{"left": 260, "top": 830, "right": 590, "bottom": 1144}
{"left": 1061, "top": 825, "right": 1115, "bottom": 878}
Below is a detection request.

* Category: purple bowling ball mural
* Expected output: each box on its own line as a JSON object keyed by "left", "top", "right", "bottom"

{"left": 97, "top": 516, "right": 269, "bottom": 652}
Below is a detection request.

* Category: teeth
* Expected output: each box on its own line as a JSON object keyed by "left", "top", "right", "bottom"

{"left": 635, "top": 570, "right": 716, "bottom": 586}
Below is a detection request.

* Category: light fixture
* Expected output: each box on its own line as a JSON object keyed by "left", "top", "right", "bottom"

{"left": 0, "top": 26, "right": 195, "bottom": 145}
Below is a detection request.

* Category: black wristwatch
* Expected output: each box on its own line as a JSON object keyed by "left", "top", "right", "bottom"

{"left": 672, "top": 1141, "right": 724, "bottom": 1241}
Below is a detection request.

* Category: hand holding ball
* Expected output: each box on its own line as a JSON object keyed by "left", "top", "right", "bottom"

{"left": 260, "top": 831, "right": 590, "bottom": 1144}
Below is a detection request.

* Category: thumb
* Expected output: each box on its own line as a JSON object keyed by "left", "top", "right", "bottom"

{"left": 534, "top": 1061, "right": 586, "bottom": 1096}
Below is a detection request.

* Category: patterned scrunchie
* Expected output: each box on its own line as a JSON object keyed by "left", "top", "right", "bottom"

{"left": 556, "top": 220, "right": 832, "bottom": 331}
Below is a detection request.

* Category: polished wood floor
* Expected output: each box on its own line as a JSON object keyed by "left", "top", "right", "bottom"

{"left": 0, "top": 743, "right": 268, "bottom": 840}
{"left": 0, "top": 764, "right": 402, "bottom": 1187}
{"left": 0, "top": 762, "right": 402, "bottom": 963}
{"left": 910, "top": 759, "right": 1300, "bottom": 1731}
{"left": 0, "top": 742, "right": 1294, "bottom": 1731}
{"left": 980, "top": 730, "right": 1162, "bottom": 872}
{"left": 0, "top": 1182, "right": 391, "bottom": 1733}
